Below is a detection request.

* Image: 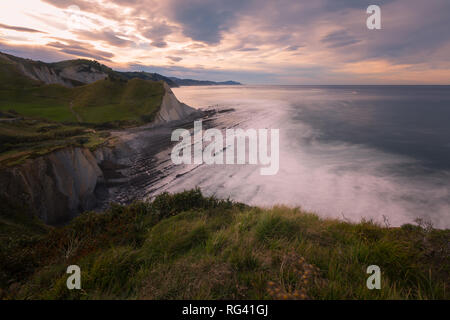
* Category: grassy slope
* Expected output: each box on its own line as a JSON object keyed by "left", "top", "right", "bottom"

{"left": 72, "top": 78, "right": 164, "bottom": 124}
{"left": 0, "top": 115, "right": 111, "bottom": 167}
{"left": 1, "top": 189, "right": 448, "bottom": 300}
{"left": 0, "top": 58, "right": 75, "bottom": 122}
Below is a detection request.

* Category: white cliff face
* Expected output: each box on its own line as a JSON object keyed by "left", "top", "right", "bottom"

{"left": 48, "top": 148, "right": 102, "bottom": 213}
{"left": 58, "top": 65, "right": 108, "bottom": 84}
{"left": 0, "top": 148, "right": 107, "bottom": 224}
{"left": 17, "top": 64, "right": 74, "bottom": 87}
{"left": 153, "top": 83, "right": 200, "bottom": 124}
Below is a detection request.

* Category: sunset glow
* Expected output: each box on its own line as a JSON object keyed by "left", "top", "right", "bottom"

{"left": 0, "top": 0, "right": 449, "bottom": 84}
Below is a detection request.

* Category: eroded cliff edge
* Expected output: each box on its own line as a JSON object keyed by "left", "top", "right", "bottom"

{"left": 0, "top": 147, "right": 107, "bottom": 224}
{"left": 0, "top": 85, "right": 202, "bottom": 225}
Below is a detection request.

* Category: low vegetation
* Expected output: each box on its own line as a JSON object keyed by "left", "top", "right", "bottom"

{"left": 70, "top": 77, "right": 164, "bottom": 124}
{"left": 0, "top": 112, "right": 111, "bottom": 167}
{"left": 1, "top": 189, "right": 448, "bottom": 300}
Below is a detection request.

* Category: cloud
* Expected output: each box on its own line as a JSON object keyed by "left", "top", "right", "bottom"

{"left": 59, "top": 49, "right": 112, "bottom": 61}
{"left": 151, "top": 40, "right": 168, "bottom": 48}
{"left": 47, "top": 40, "right": 114, "bottom": 61}
{"left": 322, "top": 0, "right": 396, "bottom": 11}
{"left": 163, "top": 0, "right": 249, "bottom": 44}
{"left": 236, "top": 47, "right": 259, "bottom": 52}
{"left": 285, "top": 45, "right": 304, "bottom": 51}
{"left": 41, "top": 0, "right": 91, "bottom": 11}
{"left": 2, "top": 0, "right": 450, "bottom": 84}
{"left": 166, "top": 56, "right": 183, "bottom": 62}
{"left": 142, "top": 22, "right": 174, "bottom": 40}
{"left": 75, "top": 29, "right": 135, "bottom": 47}
{"left": 0, "top": 23, "right": 46, "bottom": 33}
{"left": 321, "top": 30, "right": 362, "bottom": 48}
{"left": 0, "top": 41, "right": 71, "bottom": 62}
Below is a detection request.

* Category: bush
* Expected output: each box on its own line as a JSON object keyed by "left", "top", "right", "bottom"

{"left": 151, "top": 188, "right": 234, "bottom": 219}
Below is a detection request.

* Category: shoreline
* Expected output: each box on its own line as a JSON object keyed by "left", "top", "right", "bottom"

{"left": 94, "top": 107, "right": 220, "bottom": 212}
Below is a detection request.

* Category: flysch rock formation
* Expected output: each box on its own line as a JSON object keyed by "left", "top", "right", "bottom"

{"left": 18, "top": 62, "right": 108, "bottom": 87}
{"left": 0, "top": 147, "right": 111, "bottom": 224}
{"left": 17, "top": 63, "right": 75, "bottom": 87}
{"left": 58, "top": 65, "right": 108, "bottom": 85}
{"left": 153, "top": 82, "right": 200, "bottom": 124}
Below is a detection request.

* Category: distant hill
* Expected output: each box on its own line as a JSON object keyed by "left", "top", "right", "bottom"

{"left": 118, "top": 72, "right": 242, "bottom": 87}
{"left": 168, "top": 77, "right": 241, "bottom": 86}
{"left": 118, "top": 71, "right": 178, "bottom": 87}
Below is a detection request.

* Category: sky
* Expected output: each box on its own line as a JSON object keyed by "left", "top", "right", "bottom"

{"left": 0, "top": 0, "right": 449, "bottom": 84}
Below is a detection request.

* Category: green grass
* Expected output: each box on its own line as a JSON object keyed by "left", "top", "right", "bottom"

{"left": 0, "top": 59, "right": 74, "bottom": 122}
{"left": 0, "top": 84, "right": 75, "bottom": 122}
{"left": 1, "top": 189, "right": 448, "bottom": 300}
{"left": 0, "top": 56, "right": 41, "bottom": 89}
{"left": 0, "top": 78, "right": 164, "bottom": 124}
{"left": 71, "top": 78, "right": 164, "bottom": 124}
{"left": 0, "top": 115, "right": 111, "bottom": 167}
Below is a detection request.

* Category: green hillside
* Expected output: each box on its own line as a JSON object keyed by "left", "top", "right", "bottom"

{"left": 0, "top": 115, "right": 111, "bottom": 167}
{"left": 0, "top": 57, "right": 165, "bottom": 124}
{"left": 0, "top": 56, "right": 42, "bottom": 89}
{"left": 71, "top": 78, "right": 164, "bottom": 124}
{"left": 0, "top": 189, "right": 448, "bottom": 300}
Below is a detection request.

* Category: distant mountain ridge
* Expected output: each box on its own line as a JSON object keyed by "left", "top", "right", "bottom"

{"left": 0, "top": 51, "right": 241, "bottom": 87}
{"left": 168, "top": 77, "right": 241, "bottom": 86}
{"left": 116, "top": 71, "right": 242, "bottom": 87}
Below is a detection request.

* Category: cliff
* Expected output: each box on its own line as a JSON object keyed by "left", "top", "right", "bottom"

{"left": 17, "top": 61, "right": 107, "bottom": 87}
{"left": 0, "top": 147, "right": 113, "bottom": 224}
{"left": 153, "top": 82, "right": 200, "bottom": 124}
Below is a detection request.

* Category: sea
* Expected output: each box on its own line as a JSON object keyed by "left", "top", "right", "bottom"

{"left": 100, "top": 85, "right": 450, "bottom": 228}
{"left": 158, "top": 85, "right": 450, "bottom": 228}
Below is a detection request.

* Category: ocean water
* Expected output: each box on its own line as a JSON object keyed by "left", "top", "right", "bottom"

{"left": 160, "top": 85, "right": 450, "bottom": 228}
